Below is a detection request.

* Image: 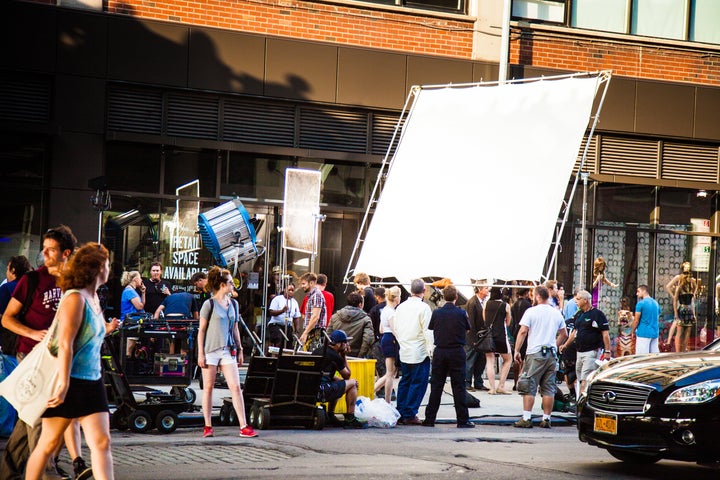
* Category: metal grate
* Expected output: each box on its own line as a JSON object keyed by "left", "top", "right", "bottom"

{"left": 166, "top": 94, "right": 219, "bottom": 140}
{"left": 599, "top": 136, "right": 658, "bottom": 178}
{"left": 662, "top": 142, "right": 718, "bottom": 183}
{"left": 371, "top": 113, "right": 402, "bottom": 157}
{"left": 107, "top": 86, "right": 163, "bottom": 134}
{"left": 0, "top": 74, "right": 51, "bottom": 124}
{"left": 587, "top": 381, "right": 653, "bottom": 414}
{"left": 574, "top": 134, "right": 597, "bottom": 174}
{"left": 299, "top": 107, "right": 368, "bottom": 153}
{"left": 223, "top": 99, "right": 295, "bottom": 147}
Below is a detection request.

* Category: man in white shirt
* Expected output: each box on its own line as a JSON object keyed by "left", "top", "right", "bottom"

{"left": 393, "top": 279, "right": 433, "bottom": 425}
{"left": 267, "top": 283, "right": 301, "bottom": 351}
{"left": 512, "top": 285, "right": 568, "bottom": 429}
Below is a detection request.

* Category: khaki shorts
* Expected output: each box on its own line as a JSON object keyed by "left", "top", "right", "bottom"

{"left": 517, "top": 352, "right": 557, "bottom": 397}
{"left": 576, "top": 349, "right": 601, "bottom": 382}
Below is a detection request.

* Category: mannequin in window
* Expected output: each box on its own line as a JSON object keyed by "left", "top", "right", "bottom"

{"left": 616, "top": 296, "right": 635, "bottom": 357}
{"left": 665, "top": 261, "right": 697, "bottom": 352}
{"left": 591, "top": 257, "right": 617, "bottom": 307}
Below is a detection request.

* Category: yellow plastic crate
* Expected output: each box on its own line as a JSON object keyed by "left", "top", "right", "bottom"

{"left": 334, "top": 358, "right": 376, "bottom": 414}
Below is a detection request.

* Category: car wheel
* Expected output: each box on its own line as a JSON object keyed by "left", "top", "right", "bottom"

{"left": 608, "top": 449, "right": 661, "bottom": 464}
{"left": 155, "top": 410, "right": 178, "bottom": 434}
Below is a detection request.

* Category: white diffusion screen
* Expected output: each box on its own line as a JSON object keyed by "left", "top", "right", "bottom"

{"left": 283, "top": 168, "right": 322, "bottom": 253}
{"left": 355, "top": 76, "right": 600, "bottom": 284}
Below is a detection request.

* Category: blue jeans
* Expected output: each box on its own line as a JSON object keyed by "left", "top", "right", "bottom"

{"left": 397, "top": 356, "right": 430, "bottom": 419}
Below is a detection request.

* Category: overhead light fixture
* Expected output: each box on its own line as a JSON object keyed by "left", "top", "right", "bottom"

{"left": 697, "top": 190, "right": 708, "bottom": 198}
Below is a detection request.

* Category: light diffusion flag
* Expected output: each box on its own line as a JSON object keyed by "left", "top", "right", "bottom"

{"left": 355, "top": 75, "right": 602, "bottom": 284}
{"left": 284, "top": 168, "right": 322, "bottom": 253}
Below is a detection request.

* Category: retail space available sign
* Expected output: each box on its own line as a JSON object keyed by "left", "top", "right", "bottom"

{"left": 165, "top": 180, "right": 206, "bottom": 281}
{"left": 690, "top": 218, "right": 711, "bottom": 272}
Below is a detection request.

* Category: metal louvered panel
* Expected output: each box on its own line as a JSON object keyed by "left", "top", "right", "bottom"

{"left": 223, "top": 100, "right": 295, "bottom": 147}
{"left": 166, "top": 94, "right": 219, "bottom": 140}
{"left": 299, "top": 108, "right": 368, "bottom": 153}
{"left": 662, "top": 143, "right": 718, "bottom": 183}
{"left": 107, "top": 87, "right": 163, "bottom": 134}
{"left": 599, "top": 137, "right": 658, "bottom": 178}
{"left": 371, "top": 113, "right": 401, "bottom": 156}
{"left": 0, "top": 74, "right": 51, "bottom": 124}
{"left": 574, "top": 135, "right": 597, "bottom": 173}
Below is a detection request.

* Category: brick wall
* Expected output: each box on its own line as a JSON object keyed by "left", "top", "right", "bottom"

{"left": 510, "top": 30, "right": 720, "bottom": 87}
{"left": 102, "top": 0, "right": 474, "bottom": 58}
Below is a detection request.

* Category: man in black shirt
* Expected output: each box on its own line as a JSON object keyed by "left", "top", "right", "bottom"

{"left": 143, "top": 262, "right": 173, "bottom": 314}
{"left": 353, "top": 272, "right": 376, "bottom": 314}
{"left": 423, "top": 285, "right": 474, "bottom": 428}
{"left": 559, "top": 289, "right": 610, "bottom": 396}
{"left": 312, "top": 330, "right": 365, "bottom": 428}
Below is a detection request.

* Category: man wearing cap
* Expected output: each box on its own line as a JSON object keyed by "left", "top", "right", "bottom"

{"left": 312, "top": 330, "right": 366, "bottom": 428}
{"left": 394, "top": 279, "right": 433, "bottom": 425}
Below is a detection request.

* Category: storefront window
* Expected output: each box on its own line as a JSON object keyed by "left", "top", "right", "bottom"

{"left": 569, "top": 181, "right": 716, "bottom": 353}
{"left": 595, "top": 184, "right": 655, "bottom": 224}
{"left": 163, "top": 148, "right": 217, "bottom": 197}
{"left": 221, "top": 153, "right": 293, "bottom": 201}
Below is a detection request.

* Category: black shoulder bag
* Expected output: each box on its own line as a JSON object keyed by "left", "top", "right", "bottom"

{"left": 473, "top": 302, "right": 503, "bottom": 354}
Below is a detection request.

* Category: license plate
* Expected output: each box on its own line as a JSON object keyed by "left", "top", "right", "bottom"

{"left": 594, "top": 413, "right": 617, "bottom": 435}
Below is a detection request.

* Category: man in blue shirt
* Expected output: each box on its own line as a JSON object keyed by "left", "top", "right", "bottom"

{"left": 562, "top": 290, "right": 579, "bottom": 320}
{"left": 154, "top": 291, "right": 198, "bottom": 319}
{"left": 632, "top": 285, "right": 660, "bottom": 354}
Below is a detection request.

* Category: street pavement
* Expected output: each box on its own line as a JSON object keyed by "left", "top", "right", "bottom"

{"left": 103, "top": 377, "right": 577, "bottom": 479}
{"left": 1, "top": 376, "right": 578, "bottom": 478}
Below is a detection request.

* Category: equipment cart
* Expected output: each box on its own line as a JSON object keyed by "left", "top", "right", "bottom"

{"left": 218, "top": 348, "right": 326, "bottom": 430}
{"left": 102, "top": 335, "right": 195, "bottom": 434}
{"left": 116, "top": 313, "right": 198, "bottom": 404}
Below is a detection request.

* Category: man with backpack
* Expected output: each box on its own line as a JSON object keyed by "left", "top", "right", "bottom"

{"left": 0, "top": 226, "right": 91, "bottom": 480}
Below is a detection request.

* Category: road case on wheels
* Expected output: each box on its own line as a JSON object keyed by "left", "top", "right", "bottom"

{"left": 218, "top": 349, "right": 326, "bottom": 430}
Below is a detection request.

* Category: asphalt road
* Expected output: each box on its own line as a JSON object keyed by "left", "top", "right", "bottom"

{"left": 106, "top": 422, "right": 719, "bottom": 480}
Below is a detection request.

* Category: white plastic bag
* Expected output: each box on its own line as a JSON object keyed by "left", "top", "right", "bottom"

{"left": 354, "top": 396, "right": 401, "bottom": 428}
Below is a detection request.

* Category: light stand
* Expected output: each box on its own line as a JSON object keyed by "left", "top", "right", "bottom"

{"left": 90, "top": 189, "right": 112, "bottom": 243}
{"left": 310, "top": 213, "right": 326, "bottom": 273}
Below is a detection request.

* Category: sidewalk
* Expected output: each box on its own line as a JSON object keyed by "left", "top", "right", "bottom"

{"left": 155, "top": 375, "right": 576, "bottom": 429}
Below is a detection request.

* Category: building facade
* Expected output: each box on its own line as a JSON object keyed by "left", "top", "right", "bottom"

{"left": 1, "top": 0, "right": 719, "bottom": 346}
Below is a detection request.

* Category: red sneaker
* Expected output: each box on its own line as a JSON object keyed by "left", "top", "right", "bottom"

{"left": 239, "top": 425, "right": 258, "bottom": 438}
{"left": 203, "top": 426, "right": 214, "bottom": 438}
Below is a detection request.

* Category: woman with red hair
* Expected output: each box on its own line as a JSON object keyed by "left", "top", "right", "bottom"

{"left": 26, "top": 243, "right": 120, "bottom": 480}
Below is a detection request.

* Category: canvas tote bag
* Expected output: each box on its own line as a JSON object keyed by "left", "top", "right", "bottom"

{"left": 0, "top": 291, "right": 75, "bottom": 426}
